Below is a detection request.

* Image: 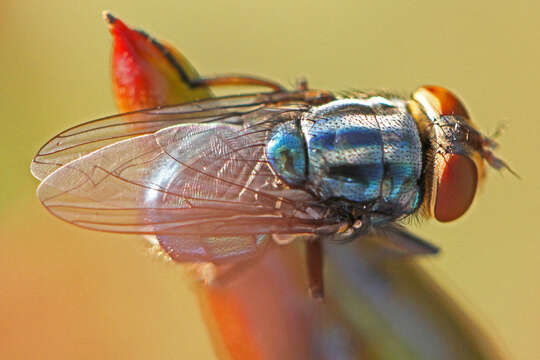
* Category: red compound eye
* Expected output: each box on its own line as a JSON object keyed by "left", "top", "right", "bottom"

{"left": 420, "top": 85, "right": 470, "bottom": 118}
{"left": 434, "top": 154, "right": 478, "bottom": 222}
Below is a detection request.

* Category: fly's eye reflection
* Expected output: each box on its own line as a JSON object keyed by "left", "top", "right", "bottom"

{"left": 31, "top": 73, "right": 511, "bottom": 298}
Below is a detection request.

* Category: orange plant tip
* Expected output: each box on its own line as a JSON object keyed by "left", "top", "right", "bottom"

{"left": 102, "top": 11, "right": 118, "bottom": 25}
{"left": 103, "top": 12, "right": 134, "bottom": 39}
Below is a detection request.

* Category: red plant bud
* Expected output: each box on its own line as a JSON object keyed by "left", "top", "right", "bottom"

{"left": 104, "top": 11, "right": 211, "bottom": 112}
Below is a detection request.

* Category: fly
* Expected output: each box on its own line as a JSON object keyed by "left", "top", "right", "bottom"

{"left": 30, "top": 72, "right": 512, "bottom": 298}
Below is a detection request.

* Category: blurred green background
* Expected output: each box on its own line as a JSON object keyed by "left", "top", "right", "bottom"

{"left": 1, "top": 0, "right": 539, "bottom": 359}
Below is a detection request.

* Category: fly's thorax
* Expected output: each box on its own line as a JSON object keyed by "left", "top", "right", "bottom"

{"left": 266, "top": 97, "right": 424, "bottom": 223}
{"left": 301, "top": 99, "right": 384, "bottom": 204}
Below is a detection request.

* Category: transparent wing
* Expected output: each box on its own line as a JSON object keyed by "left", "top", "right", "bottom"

{"left": 37, "top": 119, "right": 322, "bottom": 238}
{"left": 31, "top": 91, "right": 324, "bottom": 181}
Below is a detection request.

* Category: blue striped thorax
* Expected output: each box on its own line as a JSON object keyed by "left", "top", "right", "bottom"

{"left": 267, "top": 95, "right": 423, "bottom": 224}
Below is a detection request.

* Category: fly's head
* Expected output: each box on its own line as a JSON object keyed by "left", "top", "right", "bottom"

{"left": 409, "top": 85, "right": 513, "bottom": 222}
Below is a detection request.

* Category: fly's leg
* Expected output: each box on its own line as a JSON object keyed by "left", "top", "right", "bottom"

{"left": 187, "top": 73, "right": 334, "bottom": 106}
{"left": 193, "top": 75, "right": 312, "bottom": 93}
{"left": 306, "top": 238, "right": 324, "bottom": 300}
{"left": 190, "top": 75, "right": 286, "bottom": 92}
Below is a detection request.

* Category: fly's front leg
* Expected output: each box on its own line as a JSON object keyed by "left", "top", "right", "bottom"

{"left": 305, "top": 238, "right": 324, "bottom": 299}
{"left": 190, "top": 75, "right": 286, "bottom": 92}
{"left": 188, "top": 73, "right": 334, "bottom": 107}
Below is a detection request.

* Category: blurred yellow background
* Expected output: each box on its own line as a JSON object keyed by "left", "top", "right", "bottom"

{"left": 1, "top": 0, "right": 539, "bottom": 359}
